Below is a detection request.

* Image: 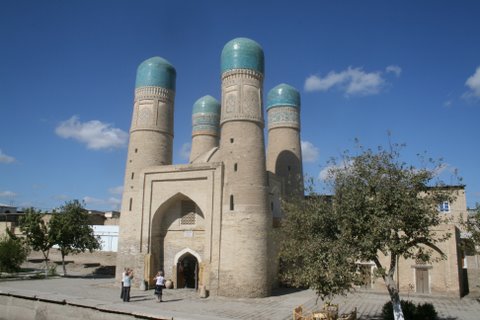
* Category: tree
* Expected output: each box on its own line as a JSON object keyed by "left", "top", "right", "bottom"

{"left": 19, "top": 208, "right": 55, "bottom": 276}
{"left": 279, "top": 142, "right": 455, "bottom": 320}
{"left": 464, "top": 204, "right": 480, "bottom": 251}
{"left": 49, "top": 200, "right": 101, "bottom": 275}
{"left": 0, "top": 229, "right": 30, "bottom": 273}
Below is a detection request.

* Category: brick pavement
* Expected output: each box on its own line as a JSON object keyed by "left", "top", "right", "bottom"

{"left": 1, "top": 277, "right": 479, "bottom": 319}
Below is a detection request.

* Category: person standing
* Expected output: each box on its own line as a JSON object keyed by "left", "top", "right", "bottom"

{"left": 122, "top": 268, "right": 133, "bottom": 302}
{"left": 120, "top": 267, "right": 127, "bottom": 299}
{"left": 154, "top": 271, "right": 166, "bottom": 302}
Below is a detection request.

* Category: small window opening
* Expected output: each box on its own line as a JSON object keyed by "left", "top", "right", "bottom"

{"left": 135, "top": 148, "right": 138, "bottom": 153}
{"left": 230, "top": 138, "right": 234, "bottom": 143}
{"left": 287, "top": 165, "right": 291, "bottom": 172}
{"left": 230, "top": 195, "right": 234, "bottom": 211}
{"left": 271, "top": 202, "right": 274, "bottom": 211}
{"left": 234, "top": 163, "right": 238, "bottom": 171}
{"left": 181, "top": 201, "right": 196, "bottom": 225}
{"left": 439, "top": 201, "right": 450, "bottom": 212}
{"left": 129, "top": 198, "right": 133, "bottom": 211}
{"left": 131, "top": 172, "right": 134, "bottom": 179}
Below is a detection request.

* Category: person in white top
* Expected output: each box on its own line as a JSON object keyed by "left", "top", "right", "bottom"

{"left": 122, "top": 268, "right": 133, "bottom": 302}
{"left": 154, "top": 270, "right": 166, "bottom": 302}
{"left": 120, "top": 267, "right": 127, "bottom": 299}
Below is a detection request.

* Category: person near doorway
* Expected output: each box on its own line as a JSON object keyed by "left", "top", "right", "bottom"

{"left": 122, "top": 268, "right": 133, "bottom": 302}
{"left": 154, "top": 270, "right": 166, "bottom": 302}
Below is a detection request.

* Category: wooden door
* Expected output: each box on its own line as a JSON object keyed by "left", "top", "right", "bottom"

{"left": 415, "top": 268, "right": 429, "bottom": 293}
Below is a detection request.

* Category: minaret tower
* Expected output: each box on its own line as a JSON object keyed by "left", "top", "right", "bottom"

{"left": 266, "top": 84, "right": 303, "bottom": 198}
{"left": 117, "top": 57, "right": 176, "bottom": 282}
{"left": 190, "top": 95, "right": 221, "bottom": 162}
{"left": 218, "top": 38, "right": 271, "bottom": 297}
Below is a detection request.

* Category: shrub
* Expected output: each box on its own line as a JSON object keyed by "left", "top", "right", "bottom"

{"left": 0, "top": 231, "right": 30, "bottom": 273}
{"left": 415, "top": 302, "right": 438, "bottom": 320}
{"left": 381, "top": 300, "right": 438, "bottom": 320}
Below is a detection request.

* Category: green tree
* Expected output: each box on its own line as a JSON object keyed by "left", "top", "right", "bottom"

{"left": 279, "top": 142, "right": 455, "bottom": 320}
{"left": 49, "top": 200, "right": 100, "bottom": 275}
{"left": 0, "top": 229, "right": 30, "bottom": 273}
{"left": 19, "top": 208, "right": 55, "bottom": 276}
{"left": 464, "top": 204, "right": 480, "bottom": 251}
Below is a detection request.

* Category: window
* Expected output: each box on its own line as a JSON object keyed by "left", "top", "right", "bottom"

{"left": 181, "top": 201, "right": 196, "bottom": 225}
{"left": 230, "top": 138, "right": 234, "bottom": 143}
{"left": 234, "top": 163, "right": 238, "bottom": 172}
{"left": 230, "top": 195, "right": 234, "bottom": 211}
{"left": 131, "top": 172, "right": 134, "bottom": 179}
{"left": 129, "top": 198, "right": 133, "bottom": 211}
{"left": 439, "top": 201, "right": 450, "bottom": 213}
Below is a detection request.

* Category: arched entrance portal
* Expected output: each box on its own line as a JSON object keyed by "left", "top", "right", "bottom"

{"left": 177, "top": 253, "right": 198, "bottom": 289}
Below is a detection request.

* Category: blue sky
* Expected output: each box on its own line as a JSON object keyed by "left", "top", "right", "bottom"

{"left": 1, "top": 0, "right": 479, "bottom": 211}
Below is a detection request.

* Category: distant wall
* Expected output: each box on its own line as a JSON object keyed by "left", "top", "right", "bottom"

{"left": 93, "top": 225, "right": 119, "bottom": 252}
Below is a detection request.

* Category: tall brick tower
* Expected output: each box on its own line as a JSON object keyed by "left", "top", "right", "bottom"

{"left": 117, "top": 56, "right": 176, "bottom": 284}
{"left": 218, "top": 38, "right": 271, "bottom": 297}
{"left": 266, "top": 84, "right": 304, "bottom": 198}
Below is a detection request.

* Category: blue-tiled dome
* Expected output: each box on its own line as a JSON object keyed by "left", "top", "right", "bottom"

{"left": 135, "top": 56, "right": 176, "bottom": 90}
{"left": 266, "top": 84, "right": 300, "bottom": 110}
{"left": 221, "top": 38, "right": 264, "bottom": 74}
{"left": 192, "top": 95, "right": 220, "bottom": 135}
{"left": 193, "top": 95, "right": 221, "bottom": 115}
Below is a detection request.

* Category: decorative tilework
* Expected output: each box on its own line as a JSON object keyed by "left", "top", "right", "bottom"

{"left": 221, "top": 38, "right": 264, "bottom": 74}
{"left": 135, "top": 56, "right": 176, "bottom": 90}
{"left": 266, "top": 83, "right": 300, "bottom": 110}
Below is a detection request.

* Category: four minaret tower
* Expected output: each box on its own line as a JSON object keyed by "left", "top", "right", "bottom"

{"left": 118, "top": 38, "right": 302, "bottom": 298}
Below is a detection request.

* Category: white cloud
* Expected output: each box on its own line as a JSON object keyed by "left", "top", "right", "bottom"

{"left": 464, "top": 66, "right": 480, "bottom": 99}
{"left": 305, "top": 66, "right": 392, "bottom": 96}
{"left": 180, "top": 143, "right": 191, "bottom": 160}
{"left": 0, "top": 190, "right": 17, "bottom": 198}
{"left": 108, "top": 185, "right": 124, "bottom": 195}
{"left": 301, "top": 141, "right": 319, "bottom": 163}
{"left": 0, "top": 149, "right": 15, "bottom": 163}
{"left": 83, "top": 196, "right": 121, "bottom": 210}
{"left": 385, "top": 65, "right": 402, "bottom": 77}
{"left": 55, "top": 116, "right": 128, "bottom": 150}
{"left": 318, "top": 161, "right": 354, "bottom": 181}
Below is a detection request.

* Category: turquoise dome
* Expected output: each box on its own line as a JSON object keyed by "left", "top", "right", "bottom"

{"left": 193, "top": 95, "right": 221, "bottom": 115}
{"left": 135, "top": 56, "right": 176, "bottom": 90}
{"left": 266, "top": 83, "right": 300, "bottom": 110}
{"left": 221, "top": 38, "right": 264, "bottom": 74}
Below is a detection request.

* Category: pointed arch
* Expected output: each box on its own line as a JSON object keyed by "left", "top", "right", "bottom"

{"left": 174, "top": 247, "right": 202, "bottom": 266}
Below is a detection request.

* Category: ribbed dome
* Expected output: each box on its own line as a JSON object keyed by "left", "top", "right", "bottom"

{"left": 193, "top": 95, "right": 221, "bottom": 115}
{"left": 266, "top": 83, "right": 300, "bottom": 110}
{"left": 221, "top": 38, "right": 264, "bottom": 74}
{"left": 135, "top": 56, "right": 176, "bottom": 90}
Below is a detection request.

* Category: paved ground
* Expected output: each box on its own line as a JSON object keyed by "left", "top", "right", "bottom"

{"left": 1, "top": 276, "right": 480, "bottom": 320}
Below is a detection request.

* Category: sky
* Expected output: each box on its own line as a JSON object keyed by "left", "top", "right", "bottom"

{"left": 1, "top": 0, "right": 480, "bottom": 211}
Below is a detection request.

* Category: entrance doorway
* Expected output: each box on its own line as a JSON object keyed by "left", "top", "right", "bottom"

{"left": 177, "top": 253, "right": 198, "bottom": 289}
{"left": 415, "top": 268, "right": 429, "bottom": 293}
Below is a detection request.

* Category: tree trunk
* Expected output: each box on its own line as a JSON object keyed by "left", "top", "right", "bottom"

{"left": 385, "top": 273, "right": 404, "bottom": 320}
{"left": 42, "top": 251, "right": 49, "bottom": 278}
{"left": 61, "top": 251, "right": 67, "bottom": 276}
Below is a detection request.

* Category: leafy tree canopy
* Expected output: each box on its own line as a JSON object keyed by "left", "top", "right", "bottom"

{"left": 49, "top": 200, "right": 100, "bottom": 275}
{"left": 279, "top": 141, "right": 457, "bottom": 320}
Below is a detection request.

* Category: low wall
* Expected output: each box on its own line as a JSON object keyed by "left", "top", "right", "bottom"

{"left": 0, "top": 292, "right": 171, "bottom": 320}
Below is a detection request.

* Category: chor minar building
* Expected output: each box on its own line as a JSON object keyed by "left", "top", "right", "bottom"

{"left": 116, "top": 38, "right": 303, "bottom": 298}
